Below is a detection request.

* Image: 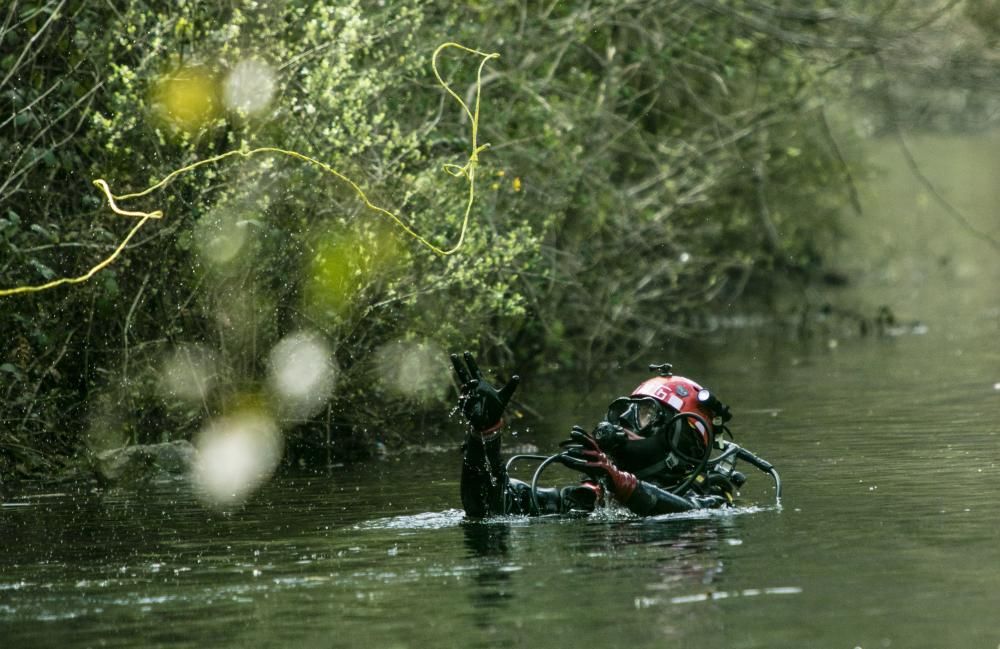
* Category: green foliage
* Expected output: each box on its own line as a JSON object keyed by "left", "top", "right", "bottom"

{"left": 0, "top": 0, "right": 946, "bottom": 472}
{"left": 440, "top": 0, "right": 856, "bottom": 365}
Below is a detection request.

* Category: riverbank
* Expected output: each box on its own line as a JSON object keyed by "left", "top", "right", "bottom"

{"left": 4, "top": 1, "right": 997, "bottom": 486}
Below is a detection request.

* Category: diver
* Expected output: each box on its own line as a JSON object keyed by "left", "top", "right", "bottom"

{"left": 451, "top": 352, "right": 780, "bottom": 519}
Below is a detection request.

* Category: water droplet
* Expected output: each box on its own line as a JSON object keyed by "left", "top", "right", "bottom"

{"left": 223, "top": 59, "right": 276, "bottom": 116}
{"left": 192, "top": 411, "right": 283, "bottom": 507}
{"left": 268, "top": 331, "right": 336, "bottom": 417}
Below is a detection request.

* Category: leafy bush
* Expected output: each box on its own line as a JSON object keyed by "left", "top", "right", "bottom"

{"left": 2, "top": 0, "right": 943, "bottom": 473}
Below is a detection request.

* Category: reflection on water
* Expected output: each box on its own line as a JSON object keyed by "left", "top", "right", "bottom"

{"left": 1, "top": 317, "right": 998, "bottom": 648}
{"left": 1, "top": 132, "right": 999, "bottom": 648}
{"left": 0, "top": 467, "right": 795, "bottom": 648}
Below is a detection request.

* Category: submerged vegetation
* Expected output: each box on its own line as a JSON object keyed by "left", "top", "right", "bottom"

{"left": 1, "top": 1, "right": 992, "bottom": 479}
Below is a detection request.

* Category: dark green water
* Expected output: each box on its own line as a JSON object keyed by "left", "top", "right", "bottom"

{"left": 2, "top": 135, "right": 999, "bottom": 648}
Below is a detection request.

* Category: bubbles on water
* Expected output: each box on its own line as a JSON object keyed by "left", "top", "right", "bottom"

{"left": 267, "top": 331, "right": 337, "bottom": 417}
{"left": 223, "top": 59, "right": 277, "bottom": 116}
{"left": 373, "top": 340, "right": 450, "bottom": 402}
{"left": 191, "top": 410, "right": 282, "bottom": 507}
{"left": 159, "top": 345, "right": 216, "bottom": 403}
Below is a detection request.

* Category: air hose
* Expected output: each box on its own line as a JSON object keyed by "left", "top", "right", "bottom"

{"left": 529, "top": 453, "right": 566, "bottom": 515}
{"left": 732, "top": 446, "right": 782, "bottom": 501}
{"left": 663, "top": 411, "right": 715, "bottom": 495}
{"left": 513, "top": 418, "right": 782, "bottom": 512}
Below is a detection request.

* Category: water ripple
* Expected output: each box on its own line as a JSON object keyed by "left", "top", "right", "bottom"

{"left": 352, "top": 509, "right": 466, "bottom": 531}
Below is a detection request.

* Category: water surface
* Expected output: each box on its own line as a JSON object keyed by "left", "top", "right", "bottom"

{"left": 2, "top": 133, "right": 999, "bottom": 648}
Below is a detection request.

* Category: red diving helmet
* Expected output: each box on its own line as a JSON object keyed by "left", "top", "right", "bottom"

{"left": 606, "top": 363, "right": 728, "bottom": 452}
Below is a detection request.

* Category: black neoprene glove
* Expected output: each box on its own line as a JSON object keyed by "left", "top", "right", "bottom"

{"left": 451, "top": 351, "right": 520, "bottom": 433}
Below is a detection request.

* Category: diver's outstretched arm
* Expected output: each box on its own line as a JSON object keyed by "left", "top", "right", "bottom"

{"left": 460, "top": 433, "right": 507, "bottom": 518}
{"left": 624, "top": 480, "right": 726, "bottom": 515}
{"left": 451, "top": 352, "right": 520, "bottom": 518}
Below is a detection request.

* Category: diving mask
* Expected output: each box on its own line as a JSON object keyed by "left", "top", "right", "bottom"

{"left": 605, "top": 397, "right": 669, "bottom": 437}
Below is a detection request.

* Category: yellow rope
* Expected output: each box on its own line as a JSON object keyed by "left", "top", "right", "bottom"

{"left": 0, "top": 42, "right": 498, "bottom": 298}
{"left": 0, "top": 216, "right": 153, "bottom": 296}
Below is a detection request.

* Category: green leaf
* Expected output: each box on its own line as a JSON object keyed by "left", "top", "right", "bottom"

{"left": 30, "top": 259, "right": 55, "bottom": 279}
{"left": 0, "top": 363, "right": 22, "bottom": 378}
{"left": 103, "top": 275, "right": 119, "bottom": 296}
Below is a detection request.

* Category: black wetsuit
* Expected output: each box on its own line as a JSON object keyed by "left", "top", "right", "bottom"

{"left": 461, "top": 432, "right": 732, "bottom": 518}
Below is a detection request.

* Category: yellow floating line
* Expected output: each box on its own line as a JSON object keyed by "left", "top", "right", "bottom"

{"left": 1, "top": 42, "right": 498, "bottom": 298}
{"left": 0, "top": 216, "right": 153, "bottom": 296}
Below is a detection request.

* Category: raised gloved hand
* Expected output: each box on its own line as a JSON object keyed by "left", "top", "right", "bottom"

{"left": 451, "top": 351, "right": 520, "bottom": 435}
{"left": 559, "top": 427, "right": 637, "bottom": 501}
